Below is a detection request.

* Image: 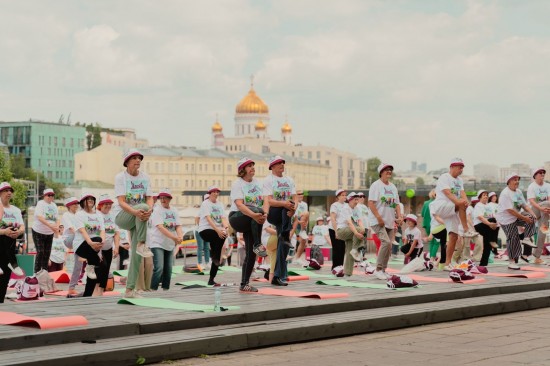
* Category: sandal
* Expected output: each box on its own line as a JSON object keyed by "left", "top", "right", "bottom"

{"left": 253, "top": 244, "right": 268, "bottom": 257}
{"left": 239, "top": 284, "right": 258, "bottom": 293}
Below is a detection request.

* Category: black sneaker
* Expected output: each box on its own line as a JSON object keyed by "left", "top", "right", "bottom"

{"left": 239, "top": 284, "right": 258, "bottom": 293}
{"left": 253, "top": 244, "right": 268, "bottom": 257}
{"left": 263, "top": 269, "right": 270, "bottom": 280}
{"left": 271, "top": 277, "right": 288, "bottom": 286}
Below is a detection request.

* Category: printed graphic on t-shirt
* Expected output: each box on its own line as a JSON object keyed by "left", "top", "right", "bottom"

{"left": 273, "top": 180, "right": 292, "bottom": 201}
{"left": 450, "top": 181, "right": 462, "bottom": 197}
{"left": 84, "top": 216, "right": 102, "bottom": 236}
{"left": 103, "top": 217, "right": 116, "bottom": 235}
{"left": 513, "top": 192, "right": 526, "bottom": 210}
{"left": 536, "top": 189, "right": 549, "bottom": 202}
{"left": 210, "top": 205, "right": 223, "bottom": 225}
{"left": 125, "top": 179, "right": 148, "bottom": 205}
{"left": 44, "top": 207, "right": 58, "bottom": 222}
{"left": 1, "top": 211, "right": 20, "bottom": 229}
{"left": 406, "top": 234, "right": 415, "bottom": 243}
{"left": 483, "top": 206, "right": 494, "bottom": 218}
{"left": 163, "top": 211, "right": 178, "bottom": 231}
{"left": 351, "top": 207, "right": 362, "bottom": 223}
{"left": 243, "top": 184, "right": 264, "bottom": 208}
{"left": 380, "top": 187, "right": 397, "bottom": 208}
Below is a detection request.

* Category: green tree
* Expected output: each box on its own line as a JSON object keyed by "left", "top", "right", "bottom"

{"left": 0, "top": 151, "right": 26, "bottom": 207}
{"left": 9, "top": 154, "right": 66, "bottom": 200}
{"left": 415, "top": 177, "right": 425, "bottom": 186}
{"left": 365, "top": 157, "right": 381, "bottom": 188}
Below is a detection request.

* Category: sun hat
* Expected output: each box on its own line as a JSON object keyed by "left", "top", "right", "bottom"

{"left": 377, "top": 163, "right": 394, "bottom": 176}
{"left": 123, "top": 149, "right": 144, "bottom": 167}
{"left": 532, "top": 167, "right": 546, "bottom": 179}
{"left": 237, "top": 157, "right": 254, "bottom": 172}
{"left": 64, "top": 197, "right": 79, "bottom": 207}
{"left": 79, "top": 192, "right": 95, "bottom": 202}
{"left": 346, "top": 192, "right": 358, "bottom": 201}
{"left": 476, "top": 189, "right": 487, "bottom": 199}
{"left": 97, "top": 194, "right": 114, "bottom": 206}
{"left": 207, "top": 185, "right": 221, "bottom": 194}
{"left": 505, "top": 173, "right": 520, "bottom": 184}
{"left": 315, "top": 216, "right": 324, "bottom": 222}
{"left": 404, "top": 214, "right": 418, "bottom": 223}
{"left": 488, "top": 192, "right": 496, "bottom": 199}
{"left": 450, "top": 158, "right": 465, "bottom": 167}
{"left": 335, "top": 189, "right": 346, "bottom": 197}
{"left": 268, "top": 155, "right": 285, "bottom": 170}
{"left": 0, "top": 182, "right": 13, "bottom": 193}
{"left": 157, "top": 188, "right": 172, "bottom": 199}
{"left": 43, "top": 188, "right": 55, "bottom": 196}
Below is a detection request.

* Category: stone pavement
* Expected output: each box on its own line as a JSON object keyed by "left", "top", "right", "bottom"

{"left": 161, "top": 307, "right": 550, "bottom": 366}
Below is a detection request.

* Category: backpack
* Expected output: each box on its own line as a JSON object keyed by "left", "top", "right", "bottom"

{"left": 35, "top": 269, "right": 58, "bottom": 293}
{"left": 15, "top": 276, "right": 43, "bottom": 301}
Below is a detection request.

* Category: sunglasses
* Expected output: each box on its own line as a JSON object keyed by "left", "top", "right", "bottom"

{"left": 297, "top": 193, "right": 304, "bottom": 196}
{"left": 45, "top": 194, "right": 55, "bottom": 197}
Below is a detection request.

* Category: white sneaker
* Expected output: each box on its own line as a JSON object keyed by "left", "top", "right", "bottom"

{"left": 136, "top": 244, "right": 154, "bottom": 258}
{"left": 463, "top": 230, "right": 478, "bottom": 238}
{"left": 443, "top": 264, "right": 454, "bottom": 272}
{"left": 85, "top": 265, "right": 97, "bottom": 280}
{"left": 124, "top": 289, "right": 143, "bottom": 298}
{"left": 299, "top": 231, "right": 308, "bottom": 240}
{"left": 373, "top": 270, "right": 389, "bottom": 280}
{"left": 392, "top": 241, "right": 400, "bottom": 246}
{"left": 350, "top": 249, "right": 362, "bottom": 262}
{"left": 8, "top": 264, "right": 24, "bottom": 277}
{"left": 508, "top": 263, "right": 520, "bottom": 270}
{"left": 521, "top": 238, "right": 537, "bottom": 248}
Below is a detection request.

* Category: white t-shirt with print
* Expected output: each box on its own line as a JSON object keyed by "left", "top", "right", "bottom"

{"left": 32, "top": 200, "right": 59, "bottom": 235}
{"left": 434, "top": 173, "right": 464, "bottom": 205}
{"left": 367, "top": 179, "right": 400, "bottom": 229}
{"left": 49, "top": 237, "right": 67, "bottom": 264}
{"left": 148, "top": 206, "right": 181, "bottom": 251}
{"left": 99, "top": 211, "right": 119, "bottom": 251}
{"left": 488, "top": 202, "right": 498, "bottom": 217}
{"left": 294, "top": 201, "right": 308, "bottom": 218}
{"left": 330, "top": 202, "right": 347, "bottom": 230}
{"left": 527, "top": 181, "right": 550, "bottom": 208}
{"left": 336, "top": 203, "right": 352, "bottom": 229}
{"left": 72, "top": 211, "right": 105, "bottom": 252}
{"left": 263, "top": 174, "right": 296, "bottom": 202}
{"left": 230, "top": 178, "right": 264, "bottom": 212}
{"left": 62, "top": 211, "right": 78, "bottom": 237}
{"left": 357, "top": 203, "right": 369, "bottom": 227}
{"left": 1, "top": 205, "right": 24, "bottom": 230}
{"left": 311, "top": 225, "right": 329, "bottom": 246}
{"left": 473, "top": 202, "right": 495, "bottom": 226}
{"left": 113, "top": 170, "right": 153, "bottom": 218}
{"left": 404, "top": 226, "right": 423, "bottom": 249}
{"left": 496, "top": 187, "right": 527, "bottom": 225}
{"left": 198, "top": 199, "right": 226, "bottom": 232}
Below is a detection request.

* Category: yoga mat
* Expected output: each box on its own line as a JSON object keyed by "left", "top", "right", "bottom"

{"left": 256, "top": 288, "right": 348, "bottom": 299}
{"left": 118, "top": 298, "right": 239, "bottom": 312}
{"left": 479, "top": 272, "right": 546, "bottom": 279}
{"left": 408, "top": 274, "right": 486, "bottom": 284}
{"left": 46, "top": 290, "right": 121, "bottom": 297}
{"left": 316, "top": 279, "right": 414, "bottom": 290}
{"left": 521, "top": 266, "right": 550, "bottom": 273}
{"left": 14, "top": 297, "right": 58, "bottom": 302}
{"left": 113, "top": 269, "right": 128, "bottom": 277}
{"left": 175, "top": 281, "right": 238, "bottom": 288}
{"left": 0, "top": 311, "right": 88, "bottom": 329}
{"left": 252, "top": 276, "right": 309, "bottom": 283}
{"left": 287, "top": 269, "right": 331, "bottom": 278}
{"left": 217, "top": 266, "right": 241, "bottom": 272}
{"left": 49, "top": 270, "right": 70, "bottom": 283}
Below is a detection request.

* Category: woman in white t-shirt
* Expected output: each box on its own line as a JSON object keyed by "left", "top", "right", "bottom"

{"left": 527, "top": 167, "right": 550, "bottom": 264}
{"left": 62, "top": 197, "right": 82, "bottom": 297}
{"left": 31, "top": 188, "right": 59, "bottom": 273}
{"left": 329, "top": 189, "right": 348, "bottom": 270}
{"left": 496, "top": 174, "right": 537, "bottom": 270}
{"left": 114, "top": 149, "right": 154, "bottom": 299}
{"left": 228, "top": 157, "right": 266, "bottom": 293}
{"left": 148, "top": 189, "right": 182, "bottom": 291}
{"left": 473, "top": 190, "right": 499, "bottom": 266}
{"left": 402, "top": 214, "right": 423, "bottom": 260}
{"left": 311, "top": 217, "right": 331, "bottom": 265}
{"left": 48, "top": 226, "right": 68, "bottom": 272}
{"left": 368, "top": 163, "right": 403, "bottom": 280}
{"left": 198, "top": 186, "right": 229, "bottom": 286}
{"left": 72, "top": 193, "right": 107, "bottom": 297}
{"left": 98, "top": 194, "right": 120, "bottom": 274}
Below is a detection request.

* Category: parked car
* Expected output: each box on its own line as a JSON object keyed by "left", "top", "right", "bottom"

{"left": 175, "top": 226, "right": 198, "bottom": 258}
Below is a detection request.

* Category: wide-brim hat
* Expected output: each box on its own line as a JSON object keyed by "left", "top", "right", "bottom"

{"left": 315, "top": 216, "right": 324, "bottom": 222}
{"left": 237, "top": 157, "right": 255, "bottom": 172}
{"left": 64, "top": 197, "right": 79, "bottom": 207}
{"left": 377, "top": 163, "right": 394, "bottom": 176}
{"left": 268, "top": 155, "right": 285, "bottom": 170}
{"left": 450, "top": 158, "right": 465, "bottom": 167}
{"left": 0, "top": 182, "right": 13, "bottom": 193}
{"left": 346, "top": 192, "right": 358, "bottom": 201}
{"left": 97, "top": 194, "right": 114, "bottom": 206}
{"left": 335, "top": 189, "right": 346, "bottom": 197}
{"left": 79, "top": 193, "right": 96, "bottom": 202}
{"left": 532, "top": 167, "right": 546, "bottom": 179}
{"left": 488, "top": 192, "right": 496, "bottom": 199}
{"left": 505, "top": 173, "right": 520, "bottom": 184}
{"left": 476, "top": 189, "right": 487, "bottom": 199}
{"left": 123, "top": 149, "right": 144, "bottom": 167}
{"left": 43, "top": 188, "right": 55, "bottom": 196}
{"left": 158, "top": 189, "right": 172, "bottom": 199}
{"left": 405, "top": 214, "right": 417, "bottom": 223}
{"left": 207, "top": 185, "right": 221, "bottom": 194}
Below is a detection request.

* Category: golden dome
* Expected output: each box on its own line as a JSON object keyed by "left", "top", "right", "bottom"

{"left": 281, "top": 122, "right": 292, "bottom": 133}
{"left": 236, "top": 88, "right": 269, "bottom": 114}
{"left": 255, "top": 119, "right": 266, "bottom": 130}
{"left": 211, "top": 120, "right": 223, "bottom": 132}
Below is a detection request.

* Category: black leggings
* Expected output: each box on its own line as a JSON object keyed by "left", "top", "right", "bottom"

{"left": 200, "top": 229, "right": 224, "bottom": 282}
{"left": 229, "top": 209, "right": 263, "bottom": 286}
{"left": 475, "top": 219, "right": 499, "bottom": 266}
{"left": 433, "top": 229, "right": 448, "bottom": 264}
{"left": 0, "top": 235, "right": 16, "bottom": 303}
{"left": 329, "top": 228, "right": 345, "bottom": 270}
{"left": 75, "top": 237, "right": 109, "bottom": 296}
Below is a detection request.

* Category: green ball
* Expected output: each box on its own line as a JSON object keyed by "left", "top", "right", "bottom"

{"left": 406, "top": 189, "right": 415, "bottom": 198}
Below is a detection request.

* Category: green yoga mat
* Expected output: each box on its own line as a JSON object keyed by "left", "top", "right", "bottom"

{"left": 287, "top": 269, "right": 331, "bottom": 278}
{"left": 113, "top": 269, "right": 128, "bottom": 277}
{"left": 175, "top": 280, "right": 210, "bottom": 287}
{"left": 118, "top": 298, "right": 239, "bottom": 312}
{"left": 316, "top": 279, "right": 414, "bottom": 291}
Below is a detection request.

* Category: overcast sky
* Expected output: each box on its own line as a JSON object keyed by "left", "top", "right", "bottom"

{"left": 1, "top": 1, "right": 550, "bottom": 174}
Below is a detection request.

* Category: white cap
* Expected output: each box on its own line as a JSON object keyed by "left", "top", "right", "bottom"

{"left": 268, "top": 155, "right": 285, "bottom": 170}
{"left": 79, "top": 192, "right": 95, "bottom": 202}
{"left": 158, "top": 188, "right": 173, "bottom": 199}
{"left": 335, "top": 189, "right": 346, "bottom": 197}
{"left": 207, "top": 185, "right": 221, "bottom": 194}
{"left": 505, "top": 173, "right": 520, "bottom": 184}
{"left": 346, "top": 192, "right": 358, "bottom": 201}
{"left": 0, "top": 182, "right": 13, "bottom": 193}
{"left": 377, "top": 163, "right": 394, "bottom": 176}
{"left": 315, "top": 216, "right": 324, "bottom": 222}
{"left": 532, "top": 167, "right": 546, "bottom": 178}
{"left": 237, "top": 157, "right": 255, "bottom": 172}
{"left": 98, "top": 194, "right": 114, "bottom": 206}
{"left": 64, "top": 197, "right": 79, "bottom": 207}
{"left": 43, "top": 188, "right": 55, "bottom": 196}
{"left": 123, "top": 148, "right": 144, "bottom": 167}
{"left": 488, "top": 192, "right": 496, "bottom": 199}
{"left": 405, "top": 214, "right": 417, "bottom": 223}
{"left": 476, "top": 189, "right": 487, "bottom": 199}
{"left": 450, "top": 158, "right": 465, "bottom": 167}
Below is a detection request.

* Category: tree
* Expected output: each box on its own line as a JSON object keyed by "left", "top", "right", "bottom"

{"left": 415, "top": 177, "right": 425, "bottom": 186}
{"left": 9, "top": 154, "right": 66, "bottom": 201}
{"left": 365, "top": 157, "right": 381, "bottom": 188}
{"left": 0, "top": 151, "right": 26, "bottom": 207}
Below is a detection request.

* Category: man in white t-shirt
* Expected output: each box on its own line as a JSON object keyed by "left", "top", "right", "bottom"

{"left": 527, "top": 167, "right": 550, "bottom": 264}
{"left": 431, "top": 158, "right": 475, "bottom": 270}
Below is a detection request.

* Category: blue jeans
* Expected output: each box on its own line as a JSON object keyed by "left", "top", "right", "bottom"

{"left": 195, "top": 230, "right": 210, "bottom": 264}
{"left": 151, "top": 247, "right": 174, "bottom": 290}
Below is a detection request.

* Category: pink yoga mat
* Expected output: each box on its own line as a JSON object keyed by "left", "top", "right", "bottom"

{"left": 46, "top": 290, "right": 121, "bottom": 297}
{"left": 408, "top": 274, "right": 486, "bottom": 284}
{"left": 48, "top": 271, "right": 70, "bottom": 283}
{"left": 256, "top": 288, "right": 348, "bottom": 299}
{"left": 479, "top": 271, "right": 546, "bottom": 279}
{"left": 0, "top": 311, "right": 88, "bottom": 329}
{"left": 519, "top": 266, "right": 550, "bottom": 273}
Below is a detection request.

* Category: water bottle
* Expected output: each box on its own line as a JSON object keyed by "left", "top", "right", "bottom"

{"left": 214, "top": 287, "right": 221, "bottom": 312}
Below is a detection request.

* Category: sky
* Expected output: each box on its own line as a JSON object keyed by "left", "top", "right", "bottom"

{"left": 1, "top": 0, "right": 550, "bottom": 174}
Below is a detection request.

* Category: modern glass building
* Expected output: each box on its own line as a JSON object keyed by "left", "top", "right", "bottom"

{"left": 0, "top": 121, "right": 86, "bottom": 185}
